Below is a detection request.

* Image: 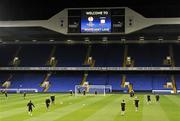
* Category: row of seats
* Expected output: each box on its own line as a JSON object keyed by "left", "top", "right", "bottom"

{"left": 1, "top": 72, "right": 179, "bottom": 92}
{"left": 0, "top": 44, "right": 180, "bottom": 67}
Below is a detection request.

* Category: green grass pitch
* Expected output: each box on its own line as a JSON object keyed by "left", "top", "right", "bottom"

{"left": 0, "top": 93, "right": 180, "bottom": 121}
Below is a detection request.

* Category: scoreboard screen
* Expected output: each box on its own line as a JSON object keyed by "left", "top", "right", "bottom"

{"left": 68, "top": 8, "right": 125, "bottom": 34}
{"left": 81, "top": 10, "right": 111, "bottom": 33}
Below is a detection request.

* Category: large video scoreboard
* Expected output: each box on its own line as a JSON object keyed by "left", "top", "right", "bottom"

{"left": 68, "top": 8, "right": 125, "bottom": 34}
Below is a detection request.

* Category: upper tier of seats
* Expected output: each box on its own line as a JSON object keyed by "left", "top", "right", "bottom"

{"left": 0, "top": 44, "right": 180, "bottom": 67}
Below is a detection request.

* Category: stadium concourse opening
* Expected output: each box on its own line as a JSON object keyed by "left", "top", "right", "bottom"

{"left": 0, "top": 1, "right": 180, "bottom": 121}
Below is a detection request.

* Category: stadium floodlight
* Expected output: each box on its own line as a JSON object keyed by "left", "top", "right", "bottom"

{"left": 84, "top": 37, "right": 90, "bottom": 42}
{"left": 158, "top": 36, "right": 164, "bottom": 41}
{"left": 102, "top": 37, "right": 108, "bottom": 42}
{"left": 15, "top": 40, "right": 19, "bottom": 42}
{"left": 67, "top": 39, "right": 74, "bottom": 44}
{"left": 49, "top": 39, "right": 54, "bottom": 42}
{"left": 178, "top": 36, "right": 180, "bottom": 41}
{"left": 75, "top": 85, "right": 112, "bottom": 96}
{"left": 139, "top": 36, "right": 144, "bottom": 41}
{"left": 32, "top": 39, "right": 37, "bottom": 42}
{"left": 85, "top": 39, "right": 90, "bottom": 42}
{"left": 121, "top": 38, "right": 126, "bottom": 42}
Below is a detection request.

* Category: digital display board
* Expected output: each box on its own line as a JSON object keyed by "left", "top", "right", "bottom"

{"left": 81, "top": 10, "right": 111, "bottom": 33}
{"left": 68, "top": 8, "right": 125, "bottom": 34}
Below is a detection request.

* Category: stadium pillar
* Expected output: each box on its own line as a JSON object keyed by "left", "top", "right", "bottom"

{"left": 121, "top": 45, "right": 128, "bottom": 88}
{"left": 169, "top": 45, "right": 177, "bottom": 93}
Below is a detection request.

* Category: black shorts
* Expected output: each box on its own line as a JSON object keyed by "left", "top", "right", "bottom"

{"left": 135, "top": 104, "right": 139, "bottom": 107}
{"left": 121, "top": 107, "right": 125, "bottom": 111}
{"left": 28, "top": 108, "right": 32, "bottom": 112}
{"left": 51, "top": 96, "right": 55, "bottom": 101}
{"left": 46, "top": 104, "right": 50, "bottom": 108}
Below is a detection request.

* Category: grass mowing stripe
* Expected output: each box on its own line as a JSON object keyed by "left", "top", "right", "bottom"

{"left": 0, "top": 94, "right": 50, "bottom": 104}
{"left": 0, "top": 95, "right": 57, "bottom": 118}
{"left": 23, "top": 95, "right": 109, "bottom": 121}
{"left": 83, "top": 94, "right": 123, "bottom": 121}
{"left": 0, "top": 93, "right": 44, "bottom": 99}
{"left": 0, "top": 94, "right": 58, "bottom": 110}
{"left": 165, "top": 95, "right": 180, "bottom": 107}
{"left": 1, "top": 96, "right": 90, "bottom": 121}
{"left": 1, "top": 94, "right": 179, "bottom": 121}
{"left": 160, "top": 95, "right": 180, "bottom": 121}
{"left": 0, "top": 94, "right": 68, "bottom": 119}
{"left": 176, "top": 95, "right": 180, "bottom": 98}
{"left": 0, "top": 95, "right": 88, "bottom": 121}
{"left": 142, "top": 95, "right": 169, "bottom": 121}
{"left": 0, "top": 93, "right": 69, "bottom": 106}
{"left": 53, "top": 95, "right": 115, "bottom": 121}
{"left": 0, "top": 94, "right": 63, "bottom": 110}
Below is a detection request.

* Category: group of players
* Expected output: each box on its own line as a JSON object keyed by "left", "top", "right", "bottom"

{"left": 1, "top": 91, "right": 55, "bottom": 116}
{"left": 77, "top": 88, "right": 98, "bottom": 96}
{"left": 2, "top": 90, "right": 160, "bottom": 117}
{"left": 27, "top": 91, "right": 160, "bottom": 116}
{"left": 120, "top": 91, "right": 160, "bottom": 116}
{"left": 1, "top": 91, "right": 26, "bottom": 98}
{"left": 27, "top": 95, "right": 55, "bottom": 116}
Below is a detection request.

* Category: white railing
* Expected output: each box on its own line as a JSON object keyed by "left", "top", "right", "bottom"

{"left": 0, "top": 67, "right": 180, "bottom": 71}
{"left": 152, "top": 90, "right": 174, "bottom": 94}
{"left": 0, "top": 88, "right": 38, "bottom": 93}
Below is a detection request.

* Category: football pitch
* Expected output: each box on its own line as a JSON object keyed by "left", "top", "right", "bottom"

{"left": 0, "top": 93, "right": 180, "bottom": 121}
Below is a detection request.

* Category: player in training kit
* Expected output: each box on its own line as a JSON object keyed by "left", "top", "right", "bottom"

{"left": 4, "top": 91, "right": 8, "bottom": 98}
{"left": 50, "top": 96, "right": 55, "bottom": 104}
{"left": 23, "top": 92, "right": 26, "bottom": 99}
{"left": 70, "top": 90, "right": 73, "bottom": 96}
{"left": 155, "top": 94, "right": 160, "bottom": 103}
{"left": 27, "top": 100, "right": 35, "bottom": 116}
{"left": 134, "top": 97, "right": 139, "bottom": 112}
{"left": 130, "top": 90, "right": 135, "bottom": 98}
{"left": 45, "top": 98, "right": 51, "bottom": 111}
{"left": 121, "top": 100, "right": 126, "bottom": 116}
{"left": 147, "top": 95, "right": 151, "bottom": 104}
{"left": 78, "top": 87, "right": 81, "bottom": 94}
{"left": 83, "top": 90, "right": 86, "bottom": 96}
{"left": 94, "top": 89, "right": 97, "bottom": 95}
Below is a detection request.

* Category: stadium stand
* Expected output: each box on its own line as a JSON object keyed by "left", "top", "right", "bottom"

{"left": 1, "top": 44, "right": 180, "bottom": 67}
{"left": 0, "top": 44, "right": 180, "bottom": 93}
{"left": 55, "top": 45, "right": 86, "bottom": 67}
{"left": 19, "top": 45, "right": 52, "bottom": 67}
{"left": 9, "top": 73, "right": 44, "bottom": 91}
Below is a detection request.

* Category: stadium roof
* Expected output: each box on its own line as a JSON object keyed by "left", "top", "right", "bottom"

{"left": 1, "top": 0, "right": 180, "bottom": 20}
{"left": 0, "top": 0, "right": 180, "bottom": 43}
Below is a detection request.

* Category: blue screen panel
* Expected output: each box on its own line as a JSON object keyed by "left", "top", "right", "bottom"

{"left": 81, "top": 10, "right": 111, "bottom": 33}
